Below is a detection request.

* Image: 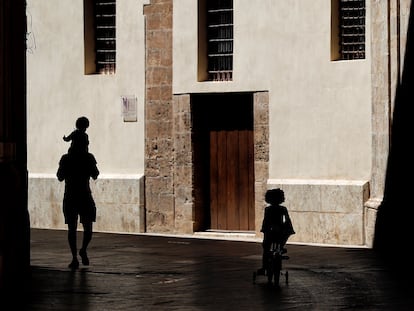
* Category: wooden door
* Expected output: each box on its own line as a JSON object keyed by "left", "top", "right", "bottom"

{"left": 209, "top": 129, "right": 255, "bottom": 231}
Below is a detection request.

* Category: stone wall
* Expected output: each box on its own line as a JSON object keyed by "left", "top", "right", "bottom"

{"left": 144, "top": 0, "right": 175, "bottom": 233}
{"left": 253, "top": 92, "right": 270, "bottom": 236}
{"left": 269, "top": 179, "right": 370, "bottom": 246}
{"left": 173, "top": 94, "right": 195, "bottom": 233}
{"left": 29, "top": 175, "right": 145, "bottom": 233}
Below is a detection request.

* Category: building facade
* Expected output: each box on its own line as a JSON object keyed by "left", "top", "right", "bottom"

{"left": 27, "top": 0, "right": 410, "bottom": 247}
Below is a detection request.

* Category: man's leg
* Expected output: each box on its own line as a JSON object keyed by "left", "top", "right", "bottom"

{"left": 79, "top": 222, "right": 92, "bottom": 265}
{"left": 67, "top": 221, "right": 79, "bottom": 269}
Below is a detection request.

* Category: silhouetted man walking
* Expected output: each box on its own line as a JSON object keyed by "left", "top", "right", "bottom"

{"left": 57, "top": 148, "right": 99, "bottom": 269}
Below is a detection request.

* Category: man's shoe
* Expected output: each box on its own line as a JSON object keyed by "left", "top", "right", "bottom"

{"left": 68, "top": 258, "right": 79, "bottom": 269}
{"left": 79, "top": 249, "right": 89, "bottom": 265}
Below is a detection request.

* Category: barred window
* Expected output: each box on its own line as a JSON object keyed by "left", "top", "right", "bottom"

{"left": 339, "top": 0, "right": 365, "bottom": 59}
{"left": 206, "top": 0, "right": 233, "bottom": 81}
{"left": 95, "top": 0, "right": 116, "bottom": 74}
{"left": 331, "top": 0, "right": 365, "bottom": 61}
{"left": 84, "top": 0, "right": 116, "bottom": 74}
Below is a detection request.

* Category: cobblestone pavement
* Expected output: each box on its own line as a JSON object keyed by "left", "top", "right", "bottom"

{"left": 8, "top": 229, "right": 414, "bottom": 310}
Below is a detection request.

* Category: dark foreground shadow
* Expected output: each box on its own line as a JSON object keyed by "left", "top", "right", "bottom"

{"left": 374, "top": 1, "right": 414, "bottom": 275}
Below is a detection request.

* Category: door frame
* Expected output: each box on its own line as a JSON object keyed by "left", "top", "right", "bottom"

{"left": 171, "top": 92, "right": 269, "bottom": 235}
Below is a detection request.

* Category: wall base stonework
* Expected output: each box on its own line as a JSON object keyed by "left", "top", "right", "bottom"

{"left": 28, "top": 174, "right": 145, "bottom": 234}
{"left": 268, "top": 179, "right": 370, "bottom": 246}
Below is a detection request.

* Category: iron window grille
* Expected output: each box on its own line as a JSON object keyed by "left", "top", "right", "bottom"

{"left": 207, "top": 0, "right": 233, "bottom": 81}
{"left": 339, "top": 0, "right": 365, "bottom": 60}
{"left": 95, "top": 0, "right": 116, "bottom": 74}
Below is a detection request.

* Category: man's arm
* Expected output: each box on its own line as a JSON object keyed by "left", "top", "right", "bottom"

{"left": 91, "top": 165, "right": 99, "bottom": 180}
{"left": 56, "top": 156, "right": 66, "bottom": 181}
{"left": 88, "top": 153, "right": 99, "bottom": 180}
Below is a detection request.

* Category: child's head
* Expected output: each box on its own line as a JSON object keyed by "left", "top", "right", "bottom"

{"left": 265, "top": 188, "right": 285, "bottom": 205}
{"left": 75, "top": 116, "right": 89, "bottom": 131}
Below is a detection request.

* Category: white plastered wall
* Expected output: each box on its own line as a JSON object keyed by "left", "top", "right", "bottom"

{"left": 173, "top": 0, "right": 372, "bottom": 246}
{"left": 26, "top": 0, "right": 148, "bottom": 233}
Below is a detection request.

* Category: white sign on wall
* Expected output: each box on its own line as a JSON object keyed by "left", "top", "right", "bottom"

{"left": 121, "top": 95, "right": 137, "bottom": 122}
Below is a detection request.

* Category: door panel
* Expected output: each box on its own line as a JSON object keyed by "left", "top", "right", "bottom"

{"left": 210, "top": 129, "right": 254, "bottom": 230}
{"left": 226, "top": 130, "right": 239, "bottom": 229}
{"left": 238, "top": 130, "right": 253, "bottom": 230}
{"left": 217, "top": 130, "right": 227, "bottom": 229}
{"left": 209, "top": 131, "right": 219, "bottom": 229}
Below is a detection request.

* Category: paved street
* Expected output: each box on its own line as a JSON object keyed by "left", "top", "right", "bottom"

{"left": 8, "top": 229, "right": 414, "bottom": 310}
